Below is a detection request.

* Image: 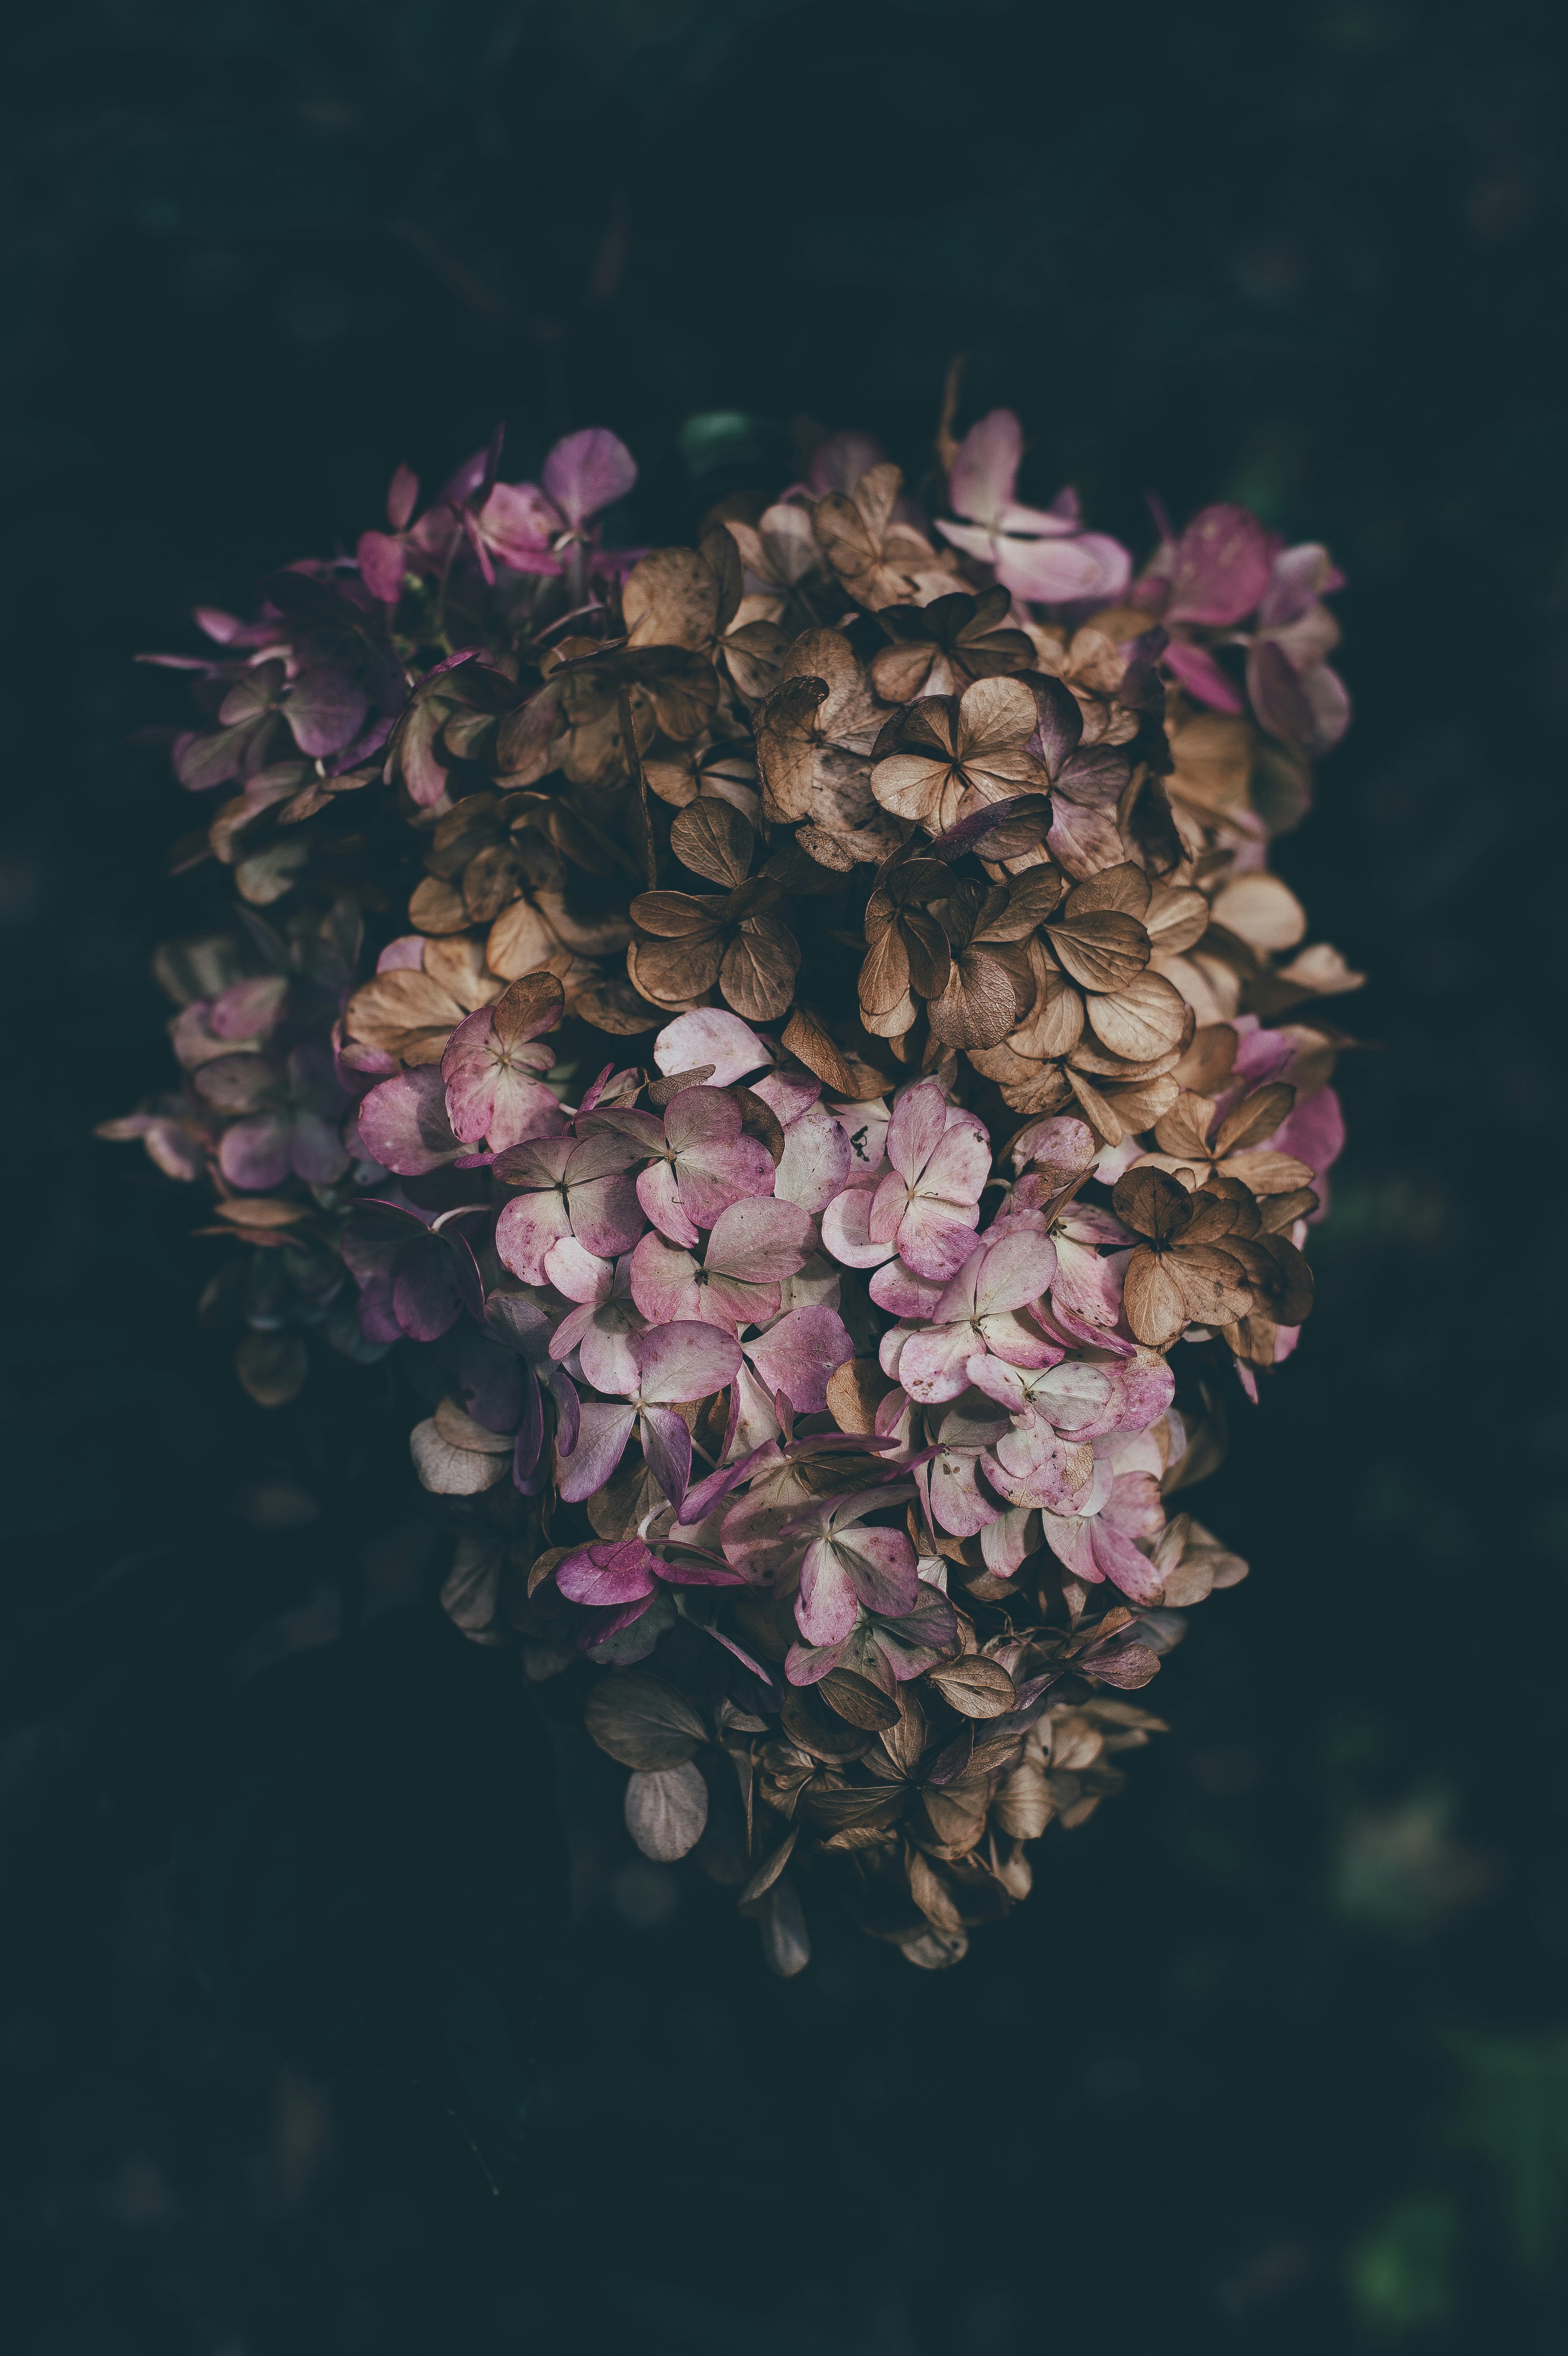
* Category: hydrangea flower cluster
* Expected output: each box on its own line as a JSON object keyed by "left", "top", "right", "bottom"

{"left": 103, "top": 405, "right": 1355, "bottom": 1970}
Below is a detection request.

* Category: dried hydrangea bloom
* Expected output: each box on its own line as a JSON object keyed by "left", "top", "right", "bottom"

{"left": 109, "top": 395, "right": 1358, "bottom": 1975}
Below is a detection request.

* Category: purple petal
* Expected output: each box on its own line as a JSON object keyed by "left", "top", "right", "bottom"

{"left": 704, "top": 1196, "right": 815, "bottom": 1285}
{"left": 637, "top": 1157, "right": 700, "bottom": 1249}
{"left": 639, "top": 1405, "right": 693, "bottom": 1510}
{"left": 493, "top": 1190, "right": 573, "bottom": 1285}
{"left": 285, "top": 666, "right": 370, "bottom": 758}
{"left": 541, "top": 427, "right": 638, "bottom": 526}
{"left": 557, "top": 1403, "right": 637, "bottom": 1502}
{"left": 868, "top": 1258, "right": 946, "bottom": 1319}
{"left": 628, "top": 1231, "right": 704, "bottom": 1324}
{"left": 837, "top": 1526, "right": 919, "bottom": 1618}
{"left": 744, "top": 1306, "right": 852, "bottom": 1412}
{"left": 557, "top": 1539, "right": 657, "bottom": 1606}
{"left": 390, "top": 1235, "right": 464, "bottom": 1341}
{"left": 1161, "top": 638, "right": 1243, "bottom": 712}
{"left": 1166, "top": 505, "right": 1272, "bottom": 628}
{"left": 565, "top": 1169, "right": 646, "bottom": 1258}
{"left": 635, "top": 1321, "right": 743, "bottom": 1405}
{"left": 217, "top": 1113, "right": 291, "bottom": 1190}
{"left": 358, "top": 531, "right": 407, "bottom": 604}
{"left": 356, "top": 1067, "right": 463, "bottom": 1176}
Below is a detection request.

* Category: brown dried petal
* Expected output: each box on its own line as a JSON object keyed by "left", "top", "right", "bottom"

{"left": 1113, "top": 1164, "right": 1195, "bottom": 1245}
{"left": 859, "top": 924, "right": 913, "bottom": 1017}
{"left": 584, "top": 1673, "right": 707, "bottom": 1770}
{"left": 622, "top": 547, "right": 719, "bottom": 651}
{"left": 629, "top": 891, "right": 728, "bottom": 939}
{"left": 925, "top": 1657, "right": 1018, "bottom": 1719}
{"left": 1064, "top": 863, "right": 1152, "bottom": 921}
{"left": 671, "top": 798, "right": 754, "bottom": 890}
{"left": 1169, "top": 1242, "right": 1254, "bottom": 1326}
{"left": 819, "top": 1670, "right": 901, "bottom": 1732}
{"left": 720, "top": 914, "right": 799, "bottom": 1022}
{"left": 1217, "top": 1148, "right": 1316, "bottom": 1194}
{"left": 1213, "top": 1082, "right": 1296, "bottom": 1157}
{"left": 926, "top": 946, "right": 1032, "bottom": 1050}
{"left": 1082, "top": 969, "right": 1189, "bottom": 1062}
{"left": 627, "top": 931, "right": 725, "bottom": 1006}
{"left": 1121, "top": 1247, "right": 1189, "bottom": 1348}
{"left": 738, "top": 1825, "right": 800, "bottom": 1906}
{"left": 1172, "top": 1023, "right": 1239, "bottom": 1094}
{"left": 1153, "top": 1092, "right": 1219, "bottom": 1164}
{"left": 1044, "top": 909, "right": 1150, "bottom": 994}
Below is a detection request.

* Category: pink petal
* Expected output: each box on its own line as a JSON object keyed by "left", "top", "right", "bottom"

{"left": 820, "top": 1186, "right": 895, "bottom": 1270}
{"left": 894, "top": 1194, "right": 981, "bottom": 1282}
{"left": 705, "top": 1196, "right": 815, "bottom": 1285}
{"left": 836, "top": 1526, "right": 919, "bottom": 1619}
{"left": 1166, "top": 505, "right": 1272, "bottom": 628}
{"left": 634, "top": 1320, "right": 743, "bottom": 1406}
{"left": 543, "top": 1235, "right": 613, "bottom": 1303}
{"left": 797, "top": 1539, "right": 858, "bottom": 1647}
{"left": 924, "top": 1447, "right": 1003, "bottom": 1538}
{"left": 386, "top": 464, "right": 419, "bottom": 532}
{"left": 920, "top": 1116, "right": 991, "bottom": 1206}
{"left": 774, "top": 1103, "right": 851, "bottom": 1213}
{"left": 985, "top": 1426, "right": 1089, "bottom": 1513}
{"left": 1270, "top": 1084, "right": 1344, "bottom": 1186}
{"left": 752, "top": 1070, "right": 820, "bottom": 1127}
{"left": 639, "top": 1405, "right": 692, "bottom": 1509}
{"left": 358, "top": 530, "right": 407, "bottom": 604}
{"left": 743, "top": 1306, "right": 852, "bottom": 1412}
{"left": 995, "top": 534, "right": 1129, "bottom": 604}
{"left": 868, "top": 1258, "right": 946, "bottom": 1318}
{"left": 1106, "top": 1355, "right": 1175, "bottom": 1433}
{"left": 556, "top": 1540, "right": 656, "bottom": 1606}
{"left": 578, "top": 1314, "right": 643, "bottom": 1398}
{"left": 653, "top": 1008, "right": 771, "bottom": 1087}
{"left": 897, "top": 1324, "right": 983, "bottom": 1406}
{"left": 1162, "top": 638, "right": 1244, "bottom": 712}
{"left": 949, "top": 409, "right": 1022, "bottom": 527}
{"left": 675, "top": 1135, "right": 777, "bottom": 1228}
{"left": 493, "top": 1191, "right": 573, "bottom": 1286}
{"left": 629, "top": 1231, "right": 704, "bottom": 1324}
{"left": 971, "top": 1227, "right": 1057, "bottom": 1319}
{"left": 476, "top": 480, "right": 562, "bottom": 570}
{"left": 218, "top": 1113, "right": 290, "bottom": 1190}
{"left": 637, "top": 1158, "right": 699, "bottom": 1248}
{"left": 356, "top": 1067, "right": 462, "bottom": 1176}
{"left": 442, "top": 1008, "right": 564, "bottom": 1151}
{"left": 566, "top": 1169, "right": 647, "bottom": 1258}
{"left": 886, "top": 1083, "right": 949, "bottom": 1185}
{"left": 557, "top": 1403, "right": 637, "bottom": 1501}
{"left": 1259, "top": 543, "right": 1334, "bottom": 630}
{"left": 541, "top": 428, "right": 637, "bottom": 526}
{"left": 1088, "top": 1518, "right": 1164, "bottom": 1604}
{"left": 975, "top": 1309, "right": 1057, "bottom": 1370}
{"left": 376, "top": 935, "right": 429, "bottom": 973}
{"left": 1040, "top": 1512, "right": 1100, "bottom": 1582}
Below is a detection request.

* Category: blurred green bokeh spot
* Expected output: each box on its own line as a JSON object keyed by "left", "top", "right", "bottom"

{"left": 1346, "top": 2194, "right": 1457, "bottom": 2335}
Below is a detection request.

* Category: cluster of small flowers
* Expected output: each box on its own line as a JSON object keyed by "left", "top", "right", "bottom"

{"left": 103, "top": 404, "right": 1354, "bottom": 1969}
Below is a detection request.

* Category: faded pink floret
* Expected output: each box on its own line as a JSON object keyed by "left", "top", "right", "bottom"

{"left": 938, "top": 410, "right": 1132, "bottom": 605}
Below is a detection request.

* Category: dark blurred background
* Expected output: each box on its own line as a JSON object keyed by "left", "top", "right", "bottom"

{"left": 4, "top": 2, "right": 1567, "bottom": 2349}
